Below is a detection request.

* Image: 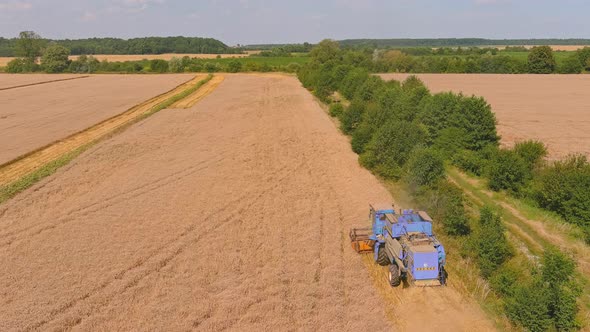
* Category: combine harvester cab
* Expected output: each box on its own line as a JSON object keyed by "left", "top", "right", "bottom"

{"left": 350, "top": 204, "right": 446, "bottom": 287}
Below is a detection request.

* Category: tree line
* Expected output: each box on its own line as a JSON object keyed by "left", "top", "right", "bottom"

{"left": 3, "top": 31, "right": 304, "bottom": 74}
{"left": 375, "top": 46, "right": 590, "bottom": 74}
{"left": 299, "top": 40, "right": 583, "bottom": 331}
{"left": 0, "top": 33, "right": 240, "bottom": 57}
{"left": 338, "top": 38, "right": 590, "bottom": 48}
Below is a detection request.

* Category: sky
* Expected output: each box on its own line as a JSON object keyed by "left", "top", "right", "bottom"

{"left": 0, "top": 0, "right": 588, "bottom": 45}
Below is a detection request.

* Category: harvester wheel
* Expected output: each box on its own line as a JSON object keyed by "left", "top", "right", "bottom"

{"left": 376, "top": 246, "right": 389, "bottom": 266}
{"left": 388, "top": 264, "right": 401, "bottom": 287}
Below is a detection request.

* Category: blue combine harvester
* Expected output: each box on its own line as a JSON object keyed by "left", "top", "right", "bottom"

{"left": 349, "top": 203, "right": 447, "bottom": 287}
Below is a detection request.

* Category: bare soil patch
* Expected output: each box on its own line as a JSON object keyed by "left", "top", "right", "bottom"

{"left": 379, "top": 73, "right": 590, "bottom": 159}
{"left": 0, "top": 74, "right": 494, "bottom": 331}
{"left": 0, "top": 74, "right": 194, "bottom": 165}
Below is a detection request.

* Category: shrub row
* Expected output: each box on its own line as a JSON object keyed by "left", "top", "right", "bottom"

{"left": 6, "top": 54, "right": 303, "bottom": 74}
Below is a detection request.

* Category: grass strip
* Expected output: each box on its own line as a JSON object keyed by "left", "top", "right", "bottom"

{"left": 0, "top": 74, "right": 213, "bottom": 205}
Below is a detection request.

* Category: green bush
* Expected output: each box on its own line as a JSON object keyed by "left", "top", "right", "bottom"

{"left": 559, "top": 53, "right": 583, "bottom": 74}
{"left": 360, "top": 120, "right": 424, "bottom": 179}
{"left": 6, "top": 57, "right": 38, "bottom": 73}
{"left": 505, "top": 248, "right": 580, "bottom": 331}
{"left": 339, "top": 68, "right": 369, "bottom": 100}
{"left": 487, "top": 149, "right": 529, "bottom": 192}
{"left": 452, "top": 96, "right": 499, "bottom": 150}
{"left": 531, "top": 155, "right": 590, "bottom": 237}
{"left": 68, "top": 55, "right": 99, "bottom": 73}
{"left": 41, "top": 44, "right": 71, "bottom": 73}
{"left": 513, "top": 140, "right": 547, "bottom": 171}
{"left": 437, "top": 182, "right": 471, "bottom": 236}
{"left": 227, "top": 60, "right": 242, "bottom": 73}
{"left": 528, "top": 46, "right": 556, "bottom": 74}
{"left": 339, "top": 100, "right": 365, "bottom": 134}
{"left": 452, "top": 149, "right": 486, "bottom": 176}
{"left": 328, "top": 103, "right": 344, "bottom": 117}
{"left": 489, "top": 264, "right": 521, "bottom": 297}
{"left": 505, "top": 282, "right": 552, "bottom": 332}
{"left": 406, "top": 148, "right": 445, "bottom": 187}
{"left": 351, "top": 122, "right": 373, "bottom": 154}
{"left": 149, "top": 59, "right": 169, "bottom": 73}
{"left": 475, "top": 206, "right": 512, "bottom": 277}
{"left": 418, "top": 92, "right": 461, "bottom": 144}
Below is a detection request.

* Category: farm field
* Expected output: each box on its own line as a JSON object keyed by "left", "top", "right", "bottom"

{"left": 379, "top": 73, "right": 590, "bottom": 159}
{"left": 0, "top": 74, "right": 494, "bottom": 331}
{"left": 0, "top": 52, "right": 260, "bottom": 67}
{"left": 0, "top": 73, "right": 194, "bottom": 165}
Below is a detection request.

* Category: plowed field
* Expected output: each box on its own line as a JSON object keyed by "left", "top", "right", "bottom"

{"left": 379, "top": 73, "right": 590, "bottom": 159}
{"left": 0, "top": 74, "right": 194, "bottom": 165}
{"left": 0, "top": 74, "right": 494, "bottom": 331}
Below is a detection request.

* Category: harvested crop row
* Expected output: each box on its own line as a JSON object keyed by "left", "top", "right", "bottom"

{"left": 170, "top": 75, "right": 225, "bottom": 109}
{"left": 0, "top": 74, "right": 208, "bottom": 186}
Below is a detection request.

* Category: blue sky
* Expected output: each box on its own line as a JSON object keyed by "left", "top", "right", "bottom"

{"left": 0, "top": 0, "right": 588, "bottom": 45}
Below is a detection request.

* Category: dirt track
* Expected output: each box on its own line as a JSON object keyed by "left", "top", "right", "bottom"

{"left": 379, "top": 73, "right": 590, "bottom": 159}
{"left": 0, "top": 74, "right": 494, "bottom": 331}
{"left": 0, "top": 74, "right": 194, "bottom": 165}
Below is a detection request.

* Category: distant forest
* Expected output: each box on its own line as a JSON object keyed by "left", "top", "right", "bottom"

{"left": 0, "top": 36, "right": 241, "bottom": 57}
{"left": 337, "top": 38, "right": 590, "bottom": 48}
{"left": 244, "top": 38, "right": 590, "bottom": 50}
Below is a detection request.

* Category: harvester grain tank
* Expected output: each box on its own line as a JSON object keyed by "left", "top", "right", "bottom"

{"left": 349, "top": 203, "right": 447, "bottom": 287}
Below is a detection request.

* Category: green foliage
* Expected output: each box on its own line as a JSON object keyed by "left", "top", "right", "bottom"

{"left": 360, "top": 120, "right": 424, "bottom": 179}
{"left": 419, "top": 92, "right": 498, "bottom": 151}
{"left": 505, "top": 282, "right": 552, "bottom": 332}
{"left": 531, "top": 155, "right": 590, "bottom": 238}
{"left": 506, "top": 248, "right": 580, "bottom": 331}
{"left": 541, "top": 247, "right": 576, "bottom": 287}
{"left": 149, "top": 59, "right": 168, "bottom": 73}
{"left": 453, "top": 149, "right": 486, "bottom": 176}
{"left": 339, "top": 100, "right": 365, "bottom": 134}
{"left": 513, "top": 140, "right": 548, "bottom": 171}
{"left": 453, "top": 96, "right": 499, "bottom": 150}
{"left": 528, "top": 46, "right": 556, "bottom": 74}
{"left": 328, "top": 103, "right": 344, "bottom": 117}
{"left": 339, "top": 68, "right": 370, "bottom": 100}
{"left": 15, "top": 31, "right": 44, "bottom": 60}
{"left": 41, "top": 44, "right": 71, "bottom": 73}
{"left": 406, "top": 148, "right": 445, "bottom": 187}
{"left": 475, "top": 206, "right": 512, "bottom": 277}
{"left": 6, "top": 57, "right": 38, "bottom": 73}
{"left": 309, "top": 39, "right": 340, "bottom": 64}
{"left": 227, "top": 59, "right": 242, "bottom": 73}
{"left": 351, "top": 122, "right": 373, "bottom": 154}
{"left": 559, "top": 53, "right": 583, "bottom": 74}
{"left": 438, "top": 182, "right": 471, "bottom": 236}
{"left": 68, "top": 55, "right": 99, "bottom": 73}
{"left": 487, "top": 149, "right": 529, "bottom": 192}
{"left": 489, "top": 264, "right": 521, "bottom": 297}
{"left": 578, "top": 47, "right": 590, "bottom": 71}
